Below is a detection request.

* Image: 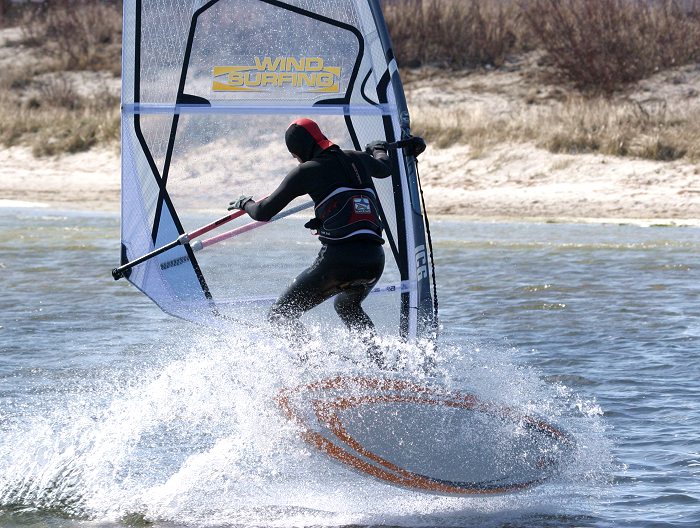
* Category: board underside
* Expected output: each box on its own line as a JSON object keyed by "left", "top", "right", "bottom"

{"left": 277, "top": 376, "right": 574, "bottom": 494}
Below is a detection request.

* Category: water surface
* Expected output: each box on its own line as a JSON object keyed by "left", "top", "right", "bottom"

{"left": 0, "top": 208, "right": 698, "bottom": 527}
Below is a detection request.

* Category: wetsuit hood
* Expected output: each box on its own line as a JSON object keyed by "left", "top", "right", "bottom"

{"left": 285, "top": 118, "right": 335, "bottom": 162}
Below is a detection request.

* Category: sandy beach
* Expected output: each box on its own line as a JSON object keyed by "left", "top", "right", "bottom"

{"left": 2, "top": 136, "right": 699, "bottom": 225}
{"left": 419, "top": 142, "right": 700, "bottom": 225}
{"left": 0, "top": 146, "right": 120, "bottom": 212}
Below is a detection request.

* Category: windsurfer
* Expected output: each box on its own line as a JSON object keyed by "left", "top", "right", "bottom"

{"left": 228, "top": 118, "right": 421, "bottom": 368}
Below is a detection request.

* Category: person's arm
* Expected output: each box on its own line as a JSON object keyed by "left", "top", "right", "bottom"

{"left": 243, "top": 167, "right": 306, "bottom": 221}
{"left": 363, "top": 141, "right": 392, "bottom": 179}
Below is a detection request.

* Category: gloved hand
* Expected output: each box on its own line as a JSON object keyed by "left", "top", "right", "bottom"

{"left": 405, "top": 135, "right": 426, "bottom": 157}
{"left": 365, "top": 140, "right": 389, "bottom": 155}
{"left": 228, "top": 195, "right": 253, "bottom": 211}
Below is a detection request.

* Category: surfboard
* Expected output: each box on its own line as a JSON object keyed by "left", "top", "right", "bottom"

{"left": 277, "top": 376, "right": 574, "bottom": 494}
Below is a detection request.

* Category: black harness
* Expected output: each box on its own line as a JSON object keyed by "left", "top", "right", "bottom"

{"left": 307, "top": 151, "right": 384, "bottom": 244}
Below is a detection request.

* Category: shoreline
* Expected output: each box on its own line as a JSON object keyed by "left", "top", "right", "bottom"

{"left": 2, "top": 144, "right": 699, "bottom": 227}
{"left": 2, "top": 200, "right": 698, "bottom": 229}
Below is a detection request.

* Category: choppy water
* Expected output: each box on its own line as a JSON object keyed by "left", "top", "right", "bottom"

{"left": 0, "top": 206, "right": 698, "bottom": 527}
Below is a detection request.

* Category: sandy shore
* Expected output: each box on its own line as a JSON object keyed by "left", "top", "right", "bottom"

{"left": 419, "top": 142, "right": 700, "bottom": 225}
{"left": 0, "top": 146, "right": 120, "bottom": 212}
{"left": 1, "top": 141, "right": 699, "bottom": 226}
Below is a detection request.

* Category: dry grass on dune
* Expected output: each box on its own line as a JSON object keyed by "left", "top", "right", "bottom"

{"left": 411, "top": 87, "right": 700, "bottom": 162}
{"left": 0, "top": 0, "right": 121, "bottom": 156}
{"left": 386, "top": 0, "right": 700, "bottom": 94}
{"left": 16, "top": 0, "right": 122, "bottom": 74}
{"left": 396, "top": 0, "right": 700, "bottom": 162}
{"left": 539, "top": 96, "right": 699, "bottom": 162}
{"left": 0, "top": 69, "right": 119, "bottom": 157}
{"left": 382, "top": 0, "right": 527, "bottom": 69}
{"left": 522, "top": 0, "right": 700, "bottom": 94}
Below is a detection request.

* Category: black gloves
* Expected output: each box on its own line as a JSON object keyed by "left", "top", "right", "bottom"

{"left": 365, "top": 135, "right": 427, "bottom": 157}
{"left": 404, "top": 135, "right": 426, "bottom": 157}
{"left": 228, "top": 195, "right": 253, "bottom": 211}
{"left": 365, "top": 140, "right": 389, "bottom": 155}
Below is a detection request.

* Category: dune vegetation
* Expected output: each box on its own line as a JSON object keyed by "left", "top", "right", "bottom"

{"left": 1, "top": 0, "right": 699, "bottom": 161}
{"left": 0, "top": 0, "right": 121, "bottom": 156}
{"left": 385, "top": 0, "right": 700, "bottom": 92}
{"left": 385, "top": 0, "right": 700, "bottom": 162}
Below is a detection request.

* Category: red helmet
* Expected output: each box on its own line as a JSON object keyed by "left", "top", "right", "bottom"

{"left": 285, "top": 118, "right": 335, "bottom": 162}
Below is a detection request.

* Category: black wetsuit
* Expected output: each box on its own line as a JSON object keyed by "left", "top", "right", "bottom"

{"left": 243, "top": 143, "right": 392, "bottom": 341}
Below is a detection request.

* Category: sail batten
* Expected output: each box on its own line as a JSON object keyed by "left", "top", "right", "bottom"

{"left": 122, "top": 103, "right": 395, "bottom": 116}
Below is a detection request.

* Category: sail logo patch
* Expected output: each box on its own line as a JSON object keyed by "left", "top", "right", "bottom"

{"left": 213, "top": 57, "right": 341, "bottom": 93}
{"left": 415, "top": 245, "right": 428, "bottom": 280}
{"left": 353, "top": 197, "right": 371, "bottom": 214}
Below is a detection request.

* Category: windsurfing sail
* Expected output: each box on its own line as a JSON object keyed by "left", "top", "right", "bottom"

{"left": 119, "top": 0, "right": 437, "bottom": 339}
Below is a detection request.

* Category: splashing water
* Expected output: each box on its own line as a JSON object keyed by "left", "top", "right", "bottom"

{"left": 0, "top": 321, "right": 611, "bottom": 526}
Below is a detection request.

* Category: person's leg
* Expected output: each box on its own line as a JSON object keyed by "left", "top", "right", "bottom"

{"left": 268, "top": 242, "right": 386, "bottom": 365}
{"left": 268, "top": 246, "right": 336, "bottom": 344}
{"left": 333, "top": 282, "right": 376, "bottom": 332}
{"left": 330, "top": 243, "right": 385, "bottom": 326}
{"left": 332, "top": 243, "right": 386, "bottom": 366}
{"left": 333, "top": 282, "right": 385, "bottom": 368}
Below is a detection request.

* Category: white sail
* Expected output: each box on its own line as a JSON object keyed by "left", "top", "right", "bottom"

{"left": 119, "top": 0, "right": 437, "bottom": 339}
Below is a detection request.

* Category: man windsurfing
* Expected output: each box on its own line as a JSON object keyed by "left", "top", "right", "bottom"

{"left": 228, "top": 118, "right": 422, "bottom": 368}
